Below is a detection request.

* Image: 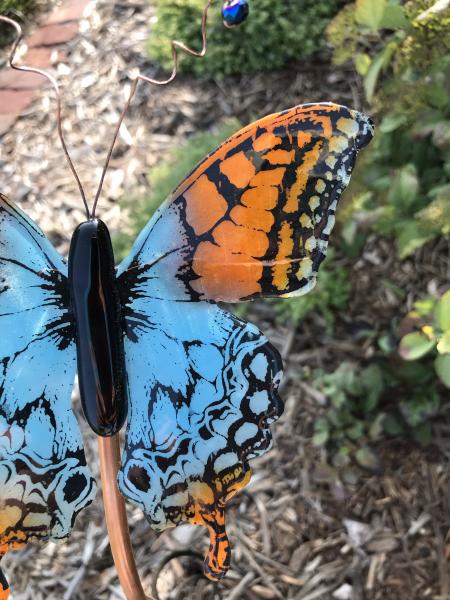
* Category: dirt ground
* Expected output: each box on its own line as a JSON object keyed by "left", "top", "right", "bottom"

{"left": 0, "top": 1, "right": 449, "bottom": 599}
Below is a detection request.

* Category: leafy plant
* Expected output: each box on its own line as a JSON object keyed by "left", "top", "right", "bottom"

{"left": 113, "top": 119, "right": 240, "bottom": 260}
{"left": 379, "top": 358, "right": 441, "bottom": 445}
{"left": 327, "top": 0, "right": 450, "bottom": 258}
{"left": 148, "top": 0, "right": 346, "bottom": 77}
{"left": 399, "top": 290, "right": 450, "bottom": 388}
{"left": 311, "top": 289, "right": 450, "bottom": 463}
{"left": 0, "top": 0, "right": 48, "bottom": 46}
{"left": 312, "top": 288, "right": 450, "bottom": 461}
{"left": 311, "top": 350, "right": 443, "bottom": 467}
{"left": 0, "top": 0, "right": 37, "bottom": 16}
{"left": 312, "top": 362, "right": 385, "bottom": 471}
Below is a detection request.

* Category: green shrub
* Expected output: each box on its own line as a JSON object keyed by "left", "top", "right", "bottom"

{"left": 148, "top": 0, "right": 346, "bottom": 77}
{"left": 0, "top": 0, "right": 53, "bottom": 47}
{"left": 312, "top": 362, "right": 386, "bottom": 471}
{"left": 311, "top": 288, "right": 450, "bottom": 465}
{"left": 0, "top": 0, "right": 36, "bottom": 16}
{"left": 0, "top": 0, "right": 47, "bottom": 46}
{"left": 311, "top": 351, "right": 443, "bottom": 469}
{"left": 113, "top": 119, "right": 240, "bottom": 260}
{"left": 327, "top": 0, "right": 450, "bottom": 258}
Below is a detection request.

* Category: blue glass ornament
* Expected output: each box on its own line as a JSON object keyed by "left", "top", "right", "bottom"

{"left": 222, "top": 0, "right": 249, "bottom": 27}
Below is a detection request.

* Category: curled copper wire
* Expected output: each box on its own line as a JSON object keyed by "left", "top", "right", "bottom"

{"left": 0, "top": 15, "right": 90, "bottom": 219}
{"left": 0, "top": 0, "right": 213, "bottom": 220}
{"left": 91, "top": 0, "right": 213, "bottom": 217}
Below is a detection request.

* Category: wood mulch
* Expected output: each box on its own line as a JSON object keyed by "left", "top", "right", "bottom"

{"left": 0, "top": 0, "right": 449, "bottom": 599}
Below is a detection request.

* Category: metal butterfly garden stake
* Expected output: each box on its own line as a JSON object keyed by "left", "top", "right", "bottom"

{"left": 0, "top": 1, "right": 374, "bottom": 598}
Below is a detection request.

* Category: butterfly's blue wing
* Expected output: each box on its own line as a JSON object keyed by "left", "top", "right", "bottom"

{"left": 0, "top": 195, "right": 96, "bottom": 596}
{"left": 116, "top": 270, "right": 283, "bottom": 581}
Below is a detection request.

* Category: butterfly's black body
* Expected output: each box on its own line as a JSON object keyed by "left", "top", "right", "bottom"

{"left": 68, "top": 219, "right": 126, "bottom": 436}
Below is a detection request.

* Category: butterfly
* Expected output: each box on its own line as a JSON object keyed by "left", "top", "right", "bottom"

{"left": 0, "top": 102, "right": 373, "bottom": 596}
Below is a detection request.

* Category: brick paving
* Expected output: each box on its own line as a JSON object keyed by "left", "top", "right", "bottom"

{"left": 0, "top": 0, "right": 90, "bottom": 135}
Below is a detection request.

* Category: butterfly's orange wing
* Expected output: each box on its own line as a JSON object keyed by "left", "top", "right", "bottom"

{"left": 118, "top": 103, "right": 373, "bottom": 303}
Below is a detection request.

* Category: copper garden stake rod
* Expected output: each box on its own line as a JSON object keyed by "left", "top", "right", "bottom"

{"left": 98, "top": 436, "right": 152, "bottom": 600}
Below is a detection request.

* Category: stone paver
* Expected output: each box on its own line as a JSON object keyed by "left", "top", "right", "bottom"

{"left": 0, "top": 114, "right": 16, "bottom": 135}
{"left": 27, "top": 21, "right": 80, "bottom": 48}
{"left": 46, "top": 0, "right": 90, "bottom": 25}
{"left": 21, "top": 47, "right": 53, "bottom": 68}
{"left": 0, "top": 89, "right": 36, "bottom": 114}
{"left": 0, "top": 0, "right": 90, "bottom": 136}
{"left": 0, "top": 70, "right": 45, "bottom": 89}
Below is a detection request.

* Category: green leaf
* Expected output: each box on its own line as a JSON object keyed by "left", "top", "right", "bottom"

{"left": 435, "top": 354, "right": 450, "bottom": 388}
{"left": 399, "top": 390, "right": 440, "bottom": 427}
{"left": 388, "top": 164, "right": 419, "bottom": 208}
{"left": 379, "top": 113, "right": 407, "bottom": 133}
{"left": 355, "top": 0, "right": 387, "bottom": 30}
{"left": 361, "top": 364, "right": 384, "bottom": 392}
{"left": 361, "top": 365, "right": 384, "bottom": 410}
{"left": 394, "top": 361, "right": 433, "bottom": 385}
{"left": 313, "top": 429, "right": 329, "bottom": 446}
{"left": 369, "top": 413, "right": 385, "bottom": 440}
{"left": 437, "top": 291, "right": 450, "bottom": 331}
{"left": 379, "top": 5, "right": 409, "bottom": 29}
{"left": 396, "top": 221, "right": 434, "bottom": 259}
{"left": 383, "top": 414, "right": 405, "bottom": 436}
{"left": 332, "top": 448, "right": 351, "bottom": 468}
{"left": 315, "top": 417, "right": 329, "bottom": 432}
{"left": 432, "top": 121, "right": 450, "bottom": 149}
{"left": 437, "top": 330, "right": 450, "bottom": 354}
{"left": 354, "top": 52, "right": 372, "bottom": 76}
{"left": 355, "top": 446, "right": 381, "bottom": 472}
{"left": 412, "top": 422, "right": 433, "bottom": 446}
{"left": 427, "top": 81, "right": 450, "bottom": 110}
{"left": 399, "top": 332, "right": 436, "bottom": 360}
{"left": 331, "top": 390, "right": 347, "bottom": 409}
{"left": 415, "top": 297, "right": 436, "bottom": 318}
{"left": 378, "top": 334, "right": 395, "bottom": 354}
{"left": 341, "top": 220, "right": 367, "bottom": 258}
{"left": 363, "top": 41, "right": 397, "bottom": 101}
{"left": 346, "top": 421, "right": 365, "bottom": 440}
{"left": 383, "top": 279, "right": 406, "bottom": 300}
{"left": 364, "top": 50, "right": 386, "bottom": 102}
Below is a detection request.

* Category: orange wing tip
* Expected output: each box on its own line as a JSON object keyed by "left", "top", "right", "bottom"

{"left": 187, "top": 468, "right": 253, "bottom": 581}
{"left": 0, "top": 565, "right": 9, "bottom": 600}
{"left": 0, "top": 587, "right": 9, "bottom": 600}
{"left": 0, "top": 532, "right": 27, "bottom": 598}
{"left": 203, "top": 511, "right": 231, "bottom": 581}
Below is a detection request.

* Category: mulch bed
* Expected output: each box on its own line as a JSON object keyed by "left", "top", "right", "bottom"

{"left": 0, "top": 0, "right": 449, "bottom": 599}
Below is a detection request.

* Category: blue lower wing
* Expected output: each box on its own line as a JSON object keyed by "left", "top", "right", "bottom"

{"left": 117, "top": 262, "right": 283, "bottom": 580}
{"left": 0, "top": 195, "right": 96, "bottom": 593}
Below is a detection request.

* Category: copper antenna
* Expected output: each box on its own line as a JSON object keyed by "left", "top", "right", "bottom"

{"left": 0, "top": 16, "right": 90, "bottom": 221}
{"left": 90, "top": 0, "right": 213, "bottom": 219}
